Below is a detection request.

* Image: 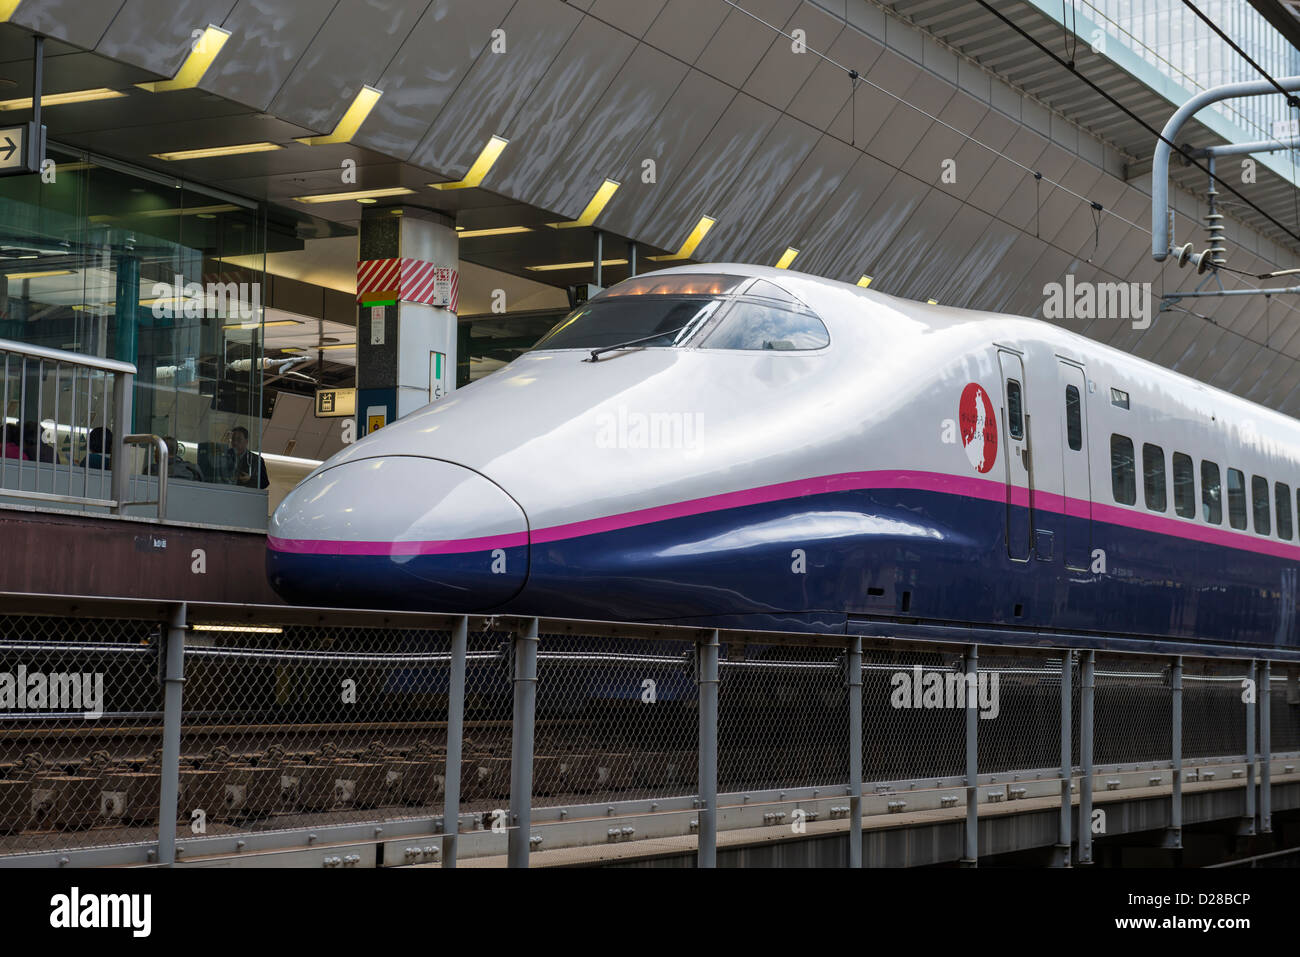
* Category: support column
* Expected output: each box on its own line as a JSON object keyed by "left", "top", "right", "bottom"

{"left": 157, "top": 603, "right": 186, "bottom": 866}
{"left": 1168, "top": 656, "right": 1183, "bottom": 848}
{"left": 846, "top": 636, "right": 862, "bottom": 868}
{"left": 356, "top": 207, "right": 459, "bottom": 436}
{"left": 442, "top": 616, "right": 468, "bottom": 867}
{"left": 962, "top": 644, "right": 978, "bottom": 867}
{"left": 697, "top": 630, "right": 720, "bottom": 868}
{"left": 507, "top": 618, "right": 538, "bottom": 868}
{"left": 1056, "top": 651, "right": 1073, "bottom": 866}
{"left": 1079, "top": 651, "right": 1095, "bottom": 864}
{"left": 1244, "top": 660, "right": 1257, "bottom": 834}
{"left": 1261, "top": 660, "right": 1272, "bottom": 833}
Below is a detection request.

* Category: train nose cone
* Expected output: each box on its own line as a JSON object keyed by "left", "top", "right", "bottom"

{"left": 267, "top": 456, "right": 529, "bottom": 611}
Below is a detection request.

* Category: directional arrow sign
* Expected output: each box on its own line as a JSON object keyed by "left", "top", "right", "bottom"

{"left": 0, "top": 124, "right": 25, "bottom": 171}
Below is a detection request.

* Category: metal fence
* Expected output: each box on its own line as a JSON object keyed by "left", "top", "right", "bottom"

{"left": 0, "top": 597, "right": 1297, "bottom": 868}
{"left": 0, "top": 337, "right": 166, "bottom": 518}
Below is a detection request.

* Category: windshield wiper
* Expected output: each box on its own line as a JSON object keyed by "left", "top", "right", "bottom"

{"left": 584, "top": 325, "right": 690, "bottom": 362}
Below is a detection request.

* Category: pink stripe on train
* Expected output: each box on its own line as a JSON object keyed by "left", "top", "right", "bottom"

{"left": 266, "top": 468, "right": 1300, "bottom": 561}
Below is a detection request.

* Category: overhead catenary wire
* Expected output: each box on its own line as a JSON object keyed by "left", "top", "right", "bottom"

{"left": 716, "top": 0, "right": 1146, "bottom": 236}
{"left": 970, "top": 0, "right": 1300, "bottom": 248}
{"left": 1186, "top": 0, "right": 1300, "bottom": 235}
{"left": 713, "top": 0, "right": 1300, "bottom": 361}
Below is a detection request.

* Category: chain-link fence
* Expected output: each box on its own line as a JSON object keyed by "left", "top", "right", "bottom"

{"left": 862, "top": 647, "right": 966, "bottom": 781}
{"left": 977, "top": 652, "right": 1065, "bottom": 776}
{"left": 0, "top": 614, "right": 162, "bottom": 854}
{"left": 2, "top": 601, "right": 1298, "bottom": 865}
{"left": 719, "top": 642, "right": 848, "bottom": 793}
{"left": 1271, "top": 671, "right": 1300, "bottom": 752}
{"left": 1184, "top": 668, "right": 1250, "bottom": 762}
{"left": 1092, "top": 656, "right": 1173, "bottom": 766}
{"left": 532, "top": 632, "right": 697, "bottom": 808}
{"left": 176, "top": 623, "right": 456, "bottom": 840}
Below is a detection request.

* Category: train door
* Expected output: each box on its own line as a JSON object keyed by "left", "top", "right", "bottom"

{"left": 1058, "top": 360, "right": 1091, "bottom": 569}
{"left": 998, "top": 350, "right": 1031, "bottom": 561}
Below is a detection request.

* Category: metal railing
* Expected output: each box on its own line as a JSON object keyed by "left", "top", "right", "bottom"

{"left": 0, "top": 338, "right": 165, "bottom": 519}
{"left": 0, "top": 594, "right": 1296, "bottom": 868}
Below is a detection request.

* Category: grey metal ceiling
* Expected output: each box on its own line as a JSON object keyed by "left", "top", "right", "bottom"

{"left": 2, "top": 0, "right": 1300, "bottom": 411}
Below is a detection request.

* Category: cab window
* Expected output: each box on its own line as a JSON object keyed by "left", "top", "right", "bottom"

{"left": 700, "top": 299, "right": 829, "bottom": 351}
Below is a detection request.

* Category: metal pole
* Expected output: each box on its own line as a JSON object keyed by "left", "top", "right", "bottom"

{"left": 157, "top": 602, "right": 186, "bottom": 866}
{"left": 1245, "top": 660, "right": 1257, "bottom": 831}
{"left": 627, "top": 241, "right": 638, "bottom": 278}
{"left": 506, "top": 618, "right": 538, "bottom": 868}
{"left": 1189, "top": 137, "right": 1300, "bottom": 158}
{"left": 963, "top": 644, "right": 978, "bottom": 866}
{"left": 697, "top": 629, "right": 720, "bottom": 868}
{"left": 31, "top": 35, "right": 42, "bottom": 134}
{"left": 110, "top": 371, "right": 132, "bottom": 512}
{"left": 1058, "top": 651, "right": 1073, "bottom": 865}
{"left": 846, "top": 636, "right": 862, "bottom": 868}
{"left": 1170, "top": 656, "right": 1183, "bottom": 846}
{"left": 593, "top": 230, "right": 603, "bottom": 288}
{"left": 1151, "top": 74, "right": 1300, "bottom": 259}
{"left": 442, "top": 616, "right": 468, "bottom": 867}
{"left": 1261, "top": 660, "right": 1272, "bottom": 833}
{"left": 1079, "top": 651, "right": 1095, "bottom": 864}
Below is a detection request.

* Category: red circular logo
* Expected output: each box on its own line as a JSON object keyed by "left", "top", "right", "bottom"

{"left": 959, "top": 382, "right": 998, "bottom": 473}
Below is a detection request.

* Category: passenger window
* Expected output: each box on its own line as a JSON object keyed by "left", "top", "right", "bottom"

{"left": 1064, "top": 385, "right": 1082, "bottom": 451}
{"left": 1110, "top": 434, "right": 1136, "bottom": 505}
{"left": 1142, "top": 443, "right": 1166, "bottom": 512}
{"left": 1252, "top": 475, "right": 1271, "bottom": 535}
{"left": 1202, "top": 461, "right": 1222, "bottom": 524}
{"left": 1172, "top": 453, "right": 1195, "bottom": 518}
{"left": 1276, "top": 482, "right": 1293, "bottom": 540}
{"left": 1007, "top": 380, "right": 1024, "bottom": 440}
{"left": 1227, "top": 469, "right": 1247, "bottom": 530}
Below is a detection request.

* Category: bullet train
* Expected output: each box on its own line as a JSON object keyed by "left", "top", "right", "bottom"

{"left": 267, "top": 263, "right": 1300, "bottom": 659}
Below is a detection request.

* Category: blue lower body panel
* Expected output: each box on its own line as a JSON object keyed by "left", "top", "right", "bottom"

{"left": 267, "top": 486, "right": 1298, "bottom": 653}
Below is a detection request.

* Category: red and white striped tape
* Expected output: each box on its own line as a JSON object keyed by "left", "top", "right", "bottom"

{"left": 356, "top": 258, "right": 458, "bottom": 311}
{"left": 356, "top": 258, "right": 401, "bottom": 298}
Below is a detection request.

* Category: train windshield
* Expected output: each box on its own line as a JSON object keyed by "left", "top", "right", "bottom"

{"left": 532, "top": 297, "right": 724, "bottom": 351}
{"left": 530, "top": 273, "right": 828, "bottom": 353}
{"left": 699, "top": 299, "right": 829, "bottom": 351}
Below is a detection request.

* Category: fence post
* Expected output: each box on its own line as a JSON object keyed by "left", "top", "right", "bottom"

{"left": 1056, "top": 651, "right": 1073, "bottom": 866}
{"left": 1168, "top": 656, "right": 1183, "bottom": 848}
{"left": 1260, "top": 660, "right": 1271, "bottom": 834}
{"left": 1079, "top": 650, "right": 1095, "bottom": 865}
{"left": 962, "top": 644, "right": 978, "bottom": 867}
{"left": 157, "top": 602, "right": 186, "bottom": 866}
{"left": 507, "top": 618, "right": 538, "bottom": 868}
{"left": 442, "top": 616, "right": 468, "bottom": 867}
{"left": 1244, "top": 660, "right": 1256, "bottom": 834}
{"left": 846, "top": 636, "right": 862, "bottom": 868}
{"left": 696, "top": 629, "right": 720, "bottom": 868}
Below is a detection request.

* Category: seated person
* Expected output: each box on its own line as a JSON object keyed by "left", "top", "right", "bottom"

{"left": 21, "top": 421, "right": 57, "bottom": 464}
{"left": 144, "top": 436, "right": 203, "bottom": 482}
{"left": 228, "top": 425, "right": 269, "bottom": 489}
{"left": 1, "top": 423, "right": 26, "bottom": 460}
{"left": 79, "top": 427, "right": 112, "bottom": 469}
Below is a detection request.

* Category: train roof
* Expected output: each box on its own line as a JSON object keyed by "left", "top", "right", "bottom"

{"left": 650, "top": 262, "right": 1298, "bottom": 435}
